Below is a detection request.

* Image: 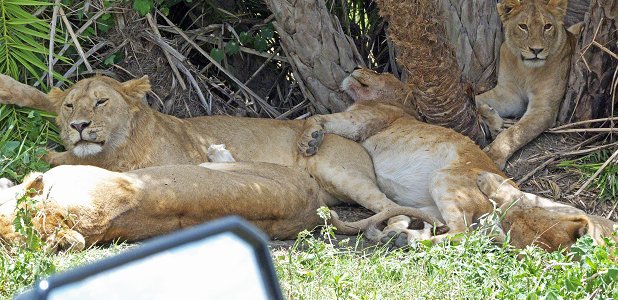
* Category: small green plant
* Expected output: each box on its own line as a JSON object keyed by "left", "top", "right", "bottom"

{"left": 0, "top": 192, "right": 56, "bottom": 298}
{"left": 559, "top": 149, "right": 618, "bottom": 201}
{"left": 0, "top": 105, "right": 59, "bottom": 182}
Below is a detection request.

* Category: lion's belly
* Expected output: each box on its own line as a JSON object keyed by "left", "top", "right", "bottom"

{"left": 362, "top": 128, "right": 458, "bottom": 212}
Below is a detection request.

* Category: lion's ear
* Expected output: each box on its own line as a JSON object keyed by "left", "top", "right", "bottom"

{"left": 497, "top": 0, "right": 521, "bottom": 20}
{"left": 47, "top": 87, "right": 66, "bottom": 112}
{"left": 546, "top": 0, "right": 567, "bottom": 19}
{"left": 121, "top": 75, "right": 151, "bottom": 100}
{"left": 567, "top": 22, "right": 584, "bottom": 37}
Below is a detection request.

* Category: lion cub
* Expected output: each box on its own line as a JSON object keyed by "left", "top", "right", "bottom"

{"left": 299, "top": 68, "right": 616, "bottom": 251}
{"left": 476, "top": 0, "right": 581, "bottom": 168}
{"left": 299, "top": 68, "right": 506, "bottom": 243}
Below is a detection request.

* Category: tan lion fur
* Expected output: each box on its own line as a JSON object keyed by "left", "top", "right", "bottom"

{"left": 0, "top": 74, "right": 445, "bottom": 245}
{"left": 476, "top": 0, "right": 581, "bottom": 169}
{"left": 476, "top": 172, "right": 617, "bottom": 251}
{"left": 298, "top": 68, "right": 616, "bottom": 251}
{"left": 0, "top": 163, "right": 436, "bottom": 251}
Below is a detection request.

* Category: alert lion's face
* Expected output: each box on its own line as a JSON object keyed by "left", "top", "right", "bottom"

{"left": 49, "top": 76, "right": 150, "bottom": 157}
{"left": 341, "top": 68, "right": 409, "bottom": 102}
{"left": 498, "top": 0, "right": 568, "bottom": 68}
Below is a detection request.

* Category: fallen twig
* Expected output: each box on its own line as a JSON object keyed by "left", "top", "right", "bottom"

{"left": 146, "top": 13, "right": 186, "bottom": 90}
{"left": 158, "top": 11, "right": 281, "bottom": 117}
{"left": 59, "top": 7, "right": 92, "bottom": 72}
{"left": 48, "top": 0, "right": 61, "bottom": 87}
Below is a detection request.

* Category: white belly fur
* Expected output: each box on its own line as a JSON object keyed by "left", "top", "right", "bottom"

{"left": 363, "top": 135, "right": 458, "bottom": 211}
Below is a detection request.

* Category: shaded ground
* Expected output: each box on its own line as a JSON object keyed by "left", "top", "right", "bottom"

{"left": 506, "top": 132, "right": 617, "bottom": 221}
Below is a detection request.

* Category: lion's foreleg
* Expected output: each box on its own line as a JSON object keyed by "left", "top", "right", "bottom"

{"left": 0, "top": 75, "right": 57, "bottom": 112}
{"left": 298, "top": 108, "right": 396, "bottom": 156}
{"left": 484, "top": 96, "right": 559, "bottom": 169}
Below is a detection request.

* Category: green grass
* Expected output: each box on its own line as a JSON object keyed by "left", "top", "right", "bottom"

{"left": 276, "top": 227, "right": 618, "bottom": 299}
{"left": 1, "top": 222, "right": 616, "bottom": 299}
{"left": 0, "top": 104, "right": 60, "bottom": 182}
{"left": 559, "top": 149, "right": 618, "bottom": 202}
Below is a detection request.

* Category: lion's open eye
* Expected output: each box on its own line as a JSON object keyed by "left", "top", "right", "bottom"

{"left": 518, "top": 24, "right": 528, "bottom": 31}
{"left": 544, "top": 23, "right": 553, "bottom": 31}
{"left": 95, "top": 98, "right": 108, "bottom": 107}
{"left": 65, "top": 103, "right": 73, "bottom": 109}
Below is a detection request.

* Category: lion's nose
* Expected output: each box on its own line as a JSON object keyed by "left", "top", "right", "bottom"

{"left": 529, "top": 47, "right": 544, "bottom": 55}
{"left": 70, "top": 121, "right": 91, "bottom": 133}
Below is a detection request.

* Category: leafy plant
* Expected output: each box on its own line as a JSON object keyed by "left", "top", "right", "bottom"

{"left": 0, "top": 105, "right": 59, "bottom": 182}
{"left": 0, "top": 1, "right": 64, "bottom": 182}
{"left": 0, "top": 192, "right": 55, "bottom": 298}
{"left": 559, "top": 149, "right": 618, "bottom": 201}
{"left": 0, "top": 0, "right": 68, "bottom": 84}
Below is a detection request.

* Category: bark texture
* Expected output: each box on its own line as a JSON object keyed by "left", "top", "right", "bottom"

{"left": 376, "top": 0, "right": 487, "bottom": 145}
{"left": 266, "top": 0, "right": 365, "bottom": 113}
{"left": 559, "top": 0, "right": 618, "bottom": 123}
{"left": 439, "top": 0, "right": 503, "bottom": 92}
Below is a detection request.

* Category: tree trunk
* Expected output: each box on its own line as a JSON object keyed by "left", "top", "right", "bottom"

{"left": 439, "top": 0, "right": 503, "bottom": 92}
{"left": 375, "top": 0, "right": 488, "bottom": 145}
{"left": 266, "top": 0, "right": 365, "bottom": 113}
{"left": 559, "top": 0, "right": 617, "bottom": 123}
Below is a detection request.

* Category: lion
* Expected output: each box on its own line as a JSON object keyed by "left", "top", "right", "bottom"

{"left": 0, "top": 161, "right": 431, "bottom": 251}
{"left": 476, "top": 172, "right": 617, "bottom": 250}
{"left": 476, "top": 0, "right": 582, "bottom": 169}
{"left": 0, "top": 74, "right": 444, "bottom": 239}
{"left": 298, "top": 68, "right": 617, "bottom": 251}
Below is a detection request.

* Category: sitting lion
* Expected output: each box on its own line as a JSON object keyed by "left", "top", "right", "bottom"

{"left": 0, "top": 162, "right": 428, "bottom": 251}
{"left": 0, "top": 74, "right": 442, "bottom": 232}
{"left": 476, "top": 0, "right": 582, "bottom": 169}
{"left": 298, "top": 68, "right": 617, "bottom": 251}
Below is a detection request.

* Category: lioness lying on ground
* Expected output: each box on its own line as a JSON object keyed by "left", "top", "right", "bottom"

{"left": 476, "top": 0, "right": 581, "bottom": 169}
{"left": 298, "top": 68, "right": 616, "bottom": 251}
{"left": 0, "top": 162, "right": 426, "bottom": 251}
{"left": 476, "top": 172, "right": 617, "bottom": 250}
{"left": 0, "top": 74, "right": 442, "bottom": 232}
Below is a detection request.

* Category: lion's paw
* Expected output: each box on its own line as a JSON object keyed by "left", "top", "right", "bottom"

{"left": 478, "top": 104, "right": 504, "bottom": 139}
{"left": 0, "top": 74, "right": 16, "bottom": 103}
{"left": 298, "top": 124, "right": 324, "bottom": 157}
{"left": 476, "top": 171, "right": 506, "bottom": 198}
{"left": 0, "top": 178, "right": 15, "bottom": 190}
{"left": 367, "top": 223, "right": 432, "bottom": 249}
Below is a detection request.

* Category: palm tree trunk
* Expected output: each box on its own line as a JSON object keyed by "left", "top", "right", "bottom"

{"left": 439, "top": 0, "right": 503, "bottom": 92}
{"left": 559, "top": 0, "right": 617, "bottom": 123}
{"left": 375, "top": 0, "right": 488, "bottom": 145}
{"left": 266, "top": 0, "right": 365, "bottom": 113}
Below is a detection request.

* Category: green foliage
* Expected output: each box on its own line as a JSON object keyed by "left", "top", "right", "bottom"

{"left": 0, "top": 1, "right": 63, "bottom": 183}
{"left": 0, "top": 193, "right": 55, "bottom": 298}
{"left": 558, "top": 149, "right": 618, "bottom": 201}
{"left": 276, "top": 220, "right": 618, "bottom": 299}
{"left": 0, "top": 105, "right": 59, "bottom": 182}
{"left": 132, "top": 0, "right": 186, "bottom": 16}
{"left": 0, "top": 0, "right": 68, "bottom": 84}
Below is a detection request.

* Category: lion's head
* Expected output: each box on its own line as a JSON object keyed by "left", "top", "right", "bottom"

{"left": 341, "top": 68, "right": 410, "bottom": 103}
{"left": 477, "top": 171, "right": 617, "bottom": 252}
{"left": 48, "top": 76, "right": 151, "bottom": 157}
{"left": 497, "top": 0, "right": 568, "bottom": 68}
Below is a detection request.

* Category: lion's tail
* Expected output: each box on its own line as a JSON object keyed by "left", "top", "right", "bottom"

{"left": 330, "top": 207, "right": 449, "bottom": 236}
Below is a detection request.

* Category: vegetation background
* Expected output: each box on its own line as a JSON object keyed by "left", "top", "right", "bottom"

{"left": 0, "top": 0, "right": 616, "bottom": 298}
